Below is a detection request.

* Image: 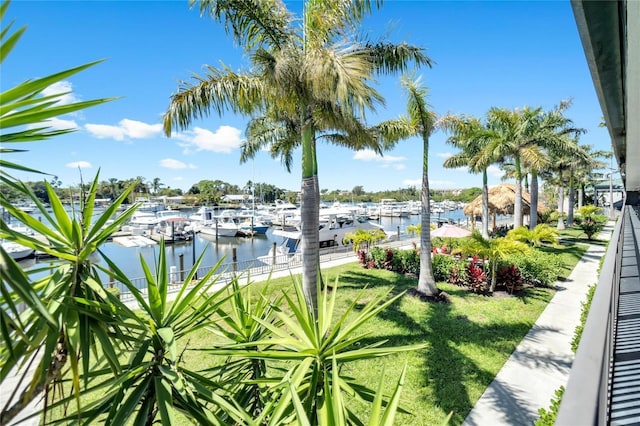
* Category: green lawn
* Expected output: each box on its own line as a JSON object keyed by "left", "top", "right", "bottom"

{"left": 50, "top": 241, "right": 591, "bottom": 425}
{"left": 181, "top": 259, "right": 574, "bottom": 425}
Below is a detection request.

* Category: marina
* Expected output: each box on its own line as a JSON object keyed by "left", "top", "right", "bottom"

{"left": 13, "top": 203, "right": 477, "bottom": 286}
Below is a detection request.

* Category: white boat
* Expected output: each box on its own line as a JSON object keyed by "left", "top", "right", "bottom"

{"left": 154, "top": 217, "right": 193, "bottom": 242}
{"left": 2, "top": 241, "right": 35, "bottom": 261}
{"left": 198, "top": 221, "right": 240, "bottom": 238}
{"left": 268, "top": 214, "right": 388, "bottom": 257}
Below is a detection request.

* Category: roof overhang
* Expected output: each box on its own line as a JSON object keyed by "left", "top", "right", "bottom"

{"left": 571, "top": 0, "right": 626, "bottom": 185}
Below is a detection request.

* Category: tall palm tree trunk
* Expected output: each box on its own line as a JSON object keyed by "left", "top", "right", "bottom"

{"left": 530, "top": 170, "right": 539, "bottom": 229}
{"left": 417, "top": 136, "right": 438, "bottom": 296}
{"left": 481, "top": 169, "right": 490, "bottom": 239}
{"left": 578, "top": 184, "right": 584, "bottom": 209}
{"left": 514, "top": 156, "right": 523, "bottom": 228}
{"left": 300, "top": 119, "right": 319, "bottom": 314}
{"left": 557, "top": 176, "right": 566, "bottom": 230}
{"left": 567, "top": 169, "right": 575, "bottom": 226}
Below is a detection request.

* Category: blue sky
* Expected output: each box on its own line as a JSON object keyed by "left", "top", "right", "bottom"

{"left": 3, "top": 0, "right": 610, "bottom": 193}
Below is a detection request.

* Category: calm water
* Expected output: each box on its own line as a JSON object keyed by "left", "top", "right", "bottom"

{"left": 18, "top": 208, "right": 471, "bottom": 281}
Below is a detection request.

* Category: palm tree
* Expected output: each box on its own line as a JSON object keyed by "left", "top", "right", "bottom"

{"left": 485, "top": 102, "right": 583, "bottom": 229}
{"left": 441, "top": 115, "right": 496, "bottom": 239}
{"left": 163, "top": 0, "right": 431, "bottom": 311}
{"left": 385, "top": 74, "right": 439, "bottom": 296}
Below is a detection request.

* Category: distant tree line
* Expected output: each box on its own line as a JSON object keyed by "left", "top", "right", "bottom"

{"left": 2, "top": 177, "right": 483, "bottom": 206}
{"left": 320, "top": 185, "right": 482, "bottom": 204}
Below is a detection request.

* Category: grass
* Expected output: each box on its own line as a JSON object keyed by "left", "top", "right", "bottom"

{"left": 179, "top": 263, "right": 557, "bottom": 425}
{"left": 48, "top": 239, "right": 593, "bottom": 425}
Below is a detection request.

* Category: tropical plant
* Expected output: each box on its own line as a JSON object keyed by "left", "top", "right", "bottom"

{"left": 484, "top": 102, "right": 584, "bottom": 229}
{"left": 207, "top": 279, "right": 427, "bottom": 425}
{"left": 0, "top": 175, "right": 137, "bottom": 424}
{"left": 52, "top": 242, "right": 256, "bottom": 426}
{"left": 579, "top": 217, "right": 605, "bottom": 240}
{"left": 577, "top": 204, "right": 601, "bottom": 218}
{"left": 343, "top": 228, "right": 387, "bottom": 253}
{"left": 163, "top": 0, "right": 431, "bottom": 312}
{"left": 505, "top": 251, "right": 563, "bottom": 287}
{"left": 506, "top": 224, "right": 559, "bottom": 247}
{"left": 441, "top": 115, "right": 496, "bottom": 239}
{"left": 459, "top": 231, "right": 529, "bottom": 293}
{"left": 381, "top": 73, "right": 439, "bottom": 296}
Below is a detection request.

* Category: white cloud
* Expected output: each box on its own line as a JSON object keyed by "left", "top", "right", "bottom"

{"left": 85, "top": 119, "right": 163, "bottom": 140}
{"left": 85, "top": 123, "right": 127, "bottom": 140}
{"left": 42, "top": 81, "right": 79, "bottom": 105}
{"left": 120, "top": 119, "right": 163, "bottom": 139}
{"left": 403, "top": 179, "right": 421, "bottom": 186}
{"left": 394, "top": 164, "right": 406, "bottom": 170}
{"left": 66, "top": 161, "right": 91, "bottom": 169}
{"left": 353, "top": 149, "right": 406, "bottom": 163}
{"left": 487, "top": 165, "right": 505, "bottom": 178}
{"left": 436, "top": 152, "right": 452, "bottom": 159}
{"left": 27, "top": 117, "right": 78, "bottom": 131}
{"left": 159, "top": 158, "right": 197, "bottom": 170}
{"left": 173, "top": 125, "right": 243, "bottom": 153}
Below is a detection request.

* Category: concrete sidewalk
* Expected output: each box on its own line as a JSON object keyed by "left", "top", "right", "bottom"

{"left": 463, "top": 223, "right": 614, "bottom": 425}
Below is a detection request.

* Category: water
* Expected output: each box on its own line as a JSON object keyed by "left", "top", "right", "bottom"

{"left": 18, "top": 208, "right": 472, "bottom": 282}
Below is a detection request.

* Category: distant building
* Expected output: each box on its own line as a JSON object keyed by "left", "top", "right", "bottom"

{"left": 221, "top": 194, "right": 253, "bottom": 204}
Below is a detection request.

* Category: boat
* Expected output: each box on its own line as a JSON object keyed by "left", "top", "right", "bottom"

{"left": 2, "top": 241, "right": 35, "bottom": 261}
{"left": 153, "top": 217, "right": 193, "bottom": 242}
{"left": 267, "top": 213, "right": 388, "bottom": 257}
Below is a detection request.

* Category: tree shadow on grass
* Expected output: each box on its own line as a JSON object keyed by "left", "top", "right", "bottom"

{"left": 338, "top": 268, "right": 547, "bottom": 425}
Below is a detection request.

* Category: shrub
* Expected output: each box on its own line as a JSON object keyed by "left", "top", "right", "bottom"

{"left": 571, "top": 285, "right": 596, "bottom": 352}
{"left": 397, "top": 248, "right": 420, "bottom": 275}
{"left": 449, "top": 263, "right": 468, "bottom": 286}
{"left": 579, "top": 217, "right": 605, "bottom": 240}
{"left": 432, "top": 254, "right": 458, "bottom": 282}
{"left": 370, "top": 247, "right": 393, "bottom": 270}
{"left": 466, "top": 259, "right": 487, "bottom": 293}
{"left": 535, "top": 386, "right": 565, "bottom": 426}
{"left": 496, "top": 263, "right": 522, "bottom": 292}
{"left": 506, "top": 251, "right": 562, "bottom": 287}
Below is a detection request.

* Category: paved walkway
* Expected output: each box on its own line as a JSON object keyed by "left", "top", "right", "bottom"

{"left": 463, "top": 222, "right": 614, "bottom": 425}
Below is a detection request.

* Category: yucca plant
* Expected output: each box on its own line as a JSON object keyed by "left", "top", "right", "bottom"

{"left": 209, "top": 278, "right": 427, "bottom": 425}
{"left": 506, "top": 224, "right": 559, "bottom": 247}
{"left": 202, "top": 279, "right": 284, "bottom": 419}
{"left": 50, "top": 241, "right": 253, "bottom": 426}
{"left": 0, "top": 175, "right": 138, "bottom": 424}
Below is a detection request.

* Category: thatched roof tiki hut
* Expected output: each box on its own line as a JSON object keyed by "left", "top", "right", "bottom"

{"left": 463, "top": 184, "right": 547, "bottom": 231}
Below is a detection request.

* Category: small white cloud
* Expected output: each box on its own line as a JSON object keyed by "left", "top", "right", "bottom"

{"left": 173, "top": 177, "right": 184, "bottom": 182}
{"left": 27, "top": 117, "right": 78, "bottom": 131}
{"left": 120, "top": 119, "right": 163, "bottom": 139}
{"left": 353, "top": 149, "right": 406, "bottom": 163}
{"left": 42, "top": 81, "right": 79, "bottom": 105}
{"left": 394, "top": 164, "right": 406, "bottom": 170}
{"left": 66, "top": 161, "right": 91, "bottom": 169}
{"left": 436, "top": 152, "right": 452, "bottom": 159}
{"left": 85, "top": 119, "right": 163, "bottom": 140}
{"left": 403, "top": 179, "right": 421, "bottom": 186}
{"left": 85, "top": 123, "right": 127, "bottom": 140}
{"left": 173, "top": 125, "right": 243, "bottom": 153}
{"left": 159, "top": 158, "right": 197, "bottom": 170}
{"left": 487, "top": 165, "right": 505, "bottom": 178}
